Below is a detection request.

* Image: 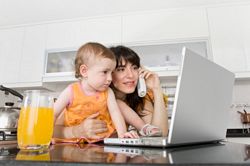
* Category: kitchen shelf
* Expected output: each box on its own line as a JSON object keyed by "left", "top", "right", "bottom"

{"left": 42, "top": 72, "right": 76, "bottom": 83}
{"left": 148, "top": 68, "right": 179, "bottom": 78}
{"left": 235, "top": 71, "right": 250, "bottom": 80}
{"left": 1, "top": 82, "right": 44, "bottom": 90}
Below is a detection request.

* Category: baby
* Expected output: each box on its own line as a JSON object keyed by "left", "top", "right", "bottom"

{"left": 53, "top": 42, "right": 137, "bottom": 143}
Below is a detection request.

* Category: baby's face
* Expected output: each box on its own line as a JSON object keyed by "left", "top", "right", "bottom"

{"left": 86, "top": 57, "right": 116, "bottom": 92}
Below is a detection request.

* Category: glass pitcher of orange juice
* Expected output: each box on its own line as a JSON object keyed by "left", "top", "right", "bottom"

{"left": 17, "top": 90, "right": 54, "bottom": 150}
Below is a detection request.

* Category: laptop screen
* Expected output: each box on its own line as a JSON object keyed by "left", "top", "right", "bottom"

{"left": 168, "top": 47, "right": 235, "bottom": 145}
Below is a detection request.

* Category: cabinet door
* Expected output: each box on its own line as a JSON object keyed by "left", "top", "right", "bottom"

{"left": 122, "top": 9, "right": 209, "bottom": 43}
{"left": 207, "top": 6, "right": 246, "bottom": 72}
{"left": 19, "top": 25, "right": 47, "bottom": 83}
{"left": 0, "top": 28, "right": 24, "bottom": 84}
{"left": 46, "top": 16, "right": 122, "bottom": 50}
{"left": 0, "top": 31, "right": 5, "bottom": 84}
{"left": 76, "top": 16, "right": 122, "bottom": 46}
{"left": 47, "top": 21, "right": 80, "bottom": 50}
{"left": 240, "top": 5, "right": 250, "bottom": 71}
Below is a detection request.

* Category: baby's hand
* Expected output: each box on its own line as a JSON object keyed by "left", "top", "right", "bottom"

{"left": 120, "top": 131, "right": 139, "bottom": 138}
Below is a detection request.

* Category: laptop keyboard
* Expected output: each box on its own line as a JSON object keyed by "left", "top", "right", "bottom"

{"left": 120, "top": 137, "right": 160, "bottom": 145}
{"left": 104, "top": 137, "right": 168, "bottom": 147}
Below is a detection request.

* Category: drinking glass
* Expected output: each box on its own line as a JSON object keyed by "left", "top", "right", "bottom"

{"left": 17, "top": 90, "right": 54, "bottom": 150}
{"left": 16, "top": 148, "right": 50, "bottom": 161}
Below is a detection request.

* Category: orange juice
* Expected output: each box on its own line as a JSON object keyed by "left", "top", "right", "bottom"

{"left": 17, "top": 106, "right": 54, "bottom": 150}
{"left": 16, "top": 149, "right": 50, "bottom": 161}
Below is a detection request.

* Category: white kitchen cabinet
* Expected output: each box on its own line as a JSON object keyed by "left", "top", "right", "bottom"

{"left": 46, "top": 21, "right": 80, "bottom": 50}
{"left": 19, "top": 25, "right": 47, "bottom": 85}
{"left": 43, "top": 50, "right": 77, "bottom": 83}
{"left": 0, "top": 25, "right": 47, "bottom": 88}
{"left": 130, "top": 41, "right": 209, "bottom": 68}
{"left": 207, "top": 6, "right": 247, "bottom": 72}
{"left": 122, "top": 8, "right": 209, "bottom": 44}
{"left": 46, "top": 16, "right": 122, "bottom": 50}
{"left": 76, "top": 16, "right": 122, "bottom": 46}
{"left": 240, "top": 5, "right": 250, "bottom": 71}
{"left": 0, "top": 28, "right": 24, "bottom": 84}
{"left": 42, "top": 41, "right": 208, "bottom": 84}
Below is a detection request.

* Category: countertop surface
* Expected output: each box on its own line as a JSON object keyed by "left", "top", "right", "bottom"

{"left": 0, "top": 141, "right": 250, "bottom": 165}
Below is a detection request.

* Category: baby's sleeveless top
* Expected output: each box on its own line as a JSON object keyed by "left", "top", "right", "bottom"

{"left": 64, "top": 82, "right": 115, "bottom": 143}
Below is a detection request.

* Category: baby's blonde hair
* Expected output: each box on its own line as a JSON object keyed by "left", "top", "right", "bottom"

{"left": 75, "top": 42, "right": 115, "bottom": 79}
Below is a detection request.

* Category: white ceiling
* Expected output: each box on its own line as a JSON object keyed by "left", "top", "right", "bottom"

{"left": 0, "top": 0, "right": 250, "bottom": 28}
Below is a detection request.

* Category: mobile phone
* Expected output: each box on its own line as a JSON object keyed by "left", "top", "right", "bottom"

{"left": 137, "top": 77, "right": 147, "bottom": 97}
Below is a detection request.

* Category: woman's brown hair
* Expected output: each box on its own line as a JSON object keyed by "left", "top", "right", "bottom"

{"left": 109, "top": 45, "right": 144, "bottom": 112}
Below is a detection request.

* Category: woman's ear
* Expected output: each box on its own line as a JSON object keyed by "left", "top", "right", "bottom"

{"left": 79, "top": 64, "right": 88, "bottom": 78}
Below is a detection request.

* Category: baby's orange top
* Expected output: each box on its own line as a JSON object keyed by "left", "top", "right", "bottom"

{"left": 53, "top": 82, "right": 115, "bottom": 144}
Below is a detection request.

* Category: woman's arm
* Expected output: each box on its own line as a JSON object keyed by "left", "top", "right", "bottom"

{"left": 53, "top": 111, "right": 108, "bottom": 139}
{"left": 152, "top": 88, "right": 168, "bottom": 136}
{"left": 139, "top": 68, "right": 169, "bottom": 136}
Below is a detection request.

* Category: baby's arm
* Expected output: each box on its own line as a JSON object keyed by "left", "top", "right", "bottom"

{"left": 116, "top": 99, "right": 145, "bottom": 130}
{"left": 107, "top": 88, "right": 137, "bottom": 138}
{"left": 53, "top": 86, "right": 72, "bottom": 123}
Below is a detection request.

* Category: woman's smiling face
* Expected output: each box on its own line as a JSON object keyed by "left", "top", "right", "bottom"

{"left": 112, "top": 58, "right": 139, "bottom": 95}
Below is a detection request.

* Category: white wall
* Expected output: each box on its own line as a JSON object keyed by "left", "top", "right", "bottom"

{"left": 1, "top": 1, "right": 250, "bottom": 130}
{"left": 1, "top": 0, "right": 250, "bottom": 28}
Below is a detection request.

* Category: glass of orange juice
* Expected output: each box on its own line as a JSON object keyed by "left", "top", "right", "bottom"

{"left": 16, "top": 148, "right": 50, "bottom": 161}
{"left": 17, "top": 90, "right": 54, "bottom": 150}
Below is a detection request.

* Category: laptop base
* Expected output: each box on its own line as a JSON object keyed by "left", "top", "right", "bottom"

{"left": 104, "top": 137, "right": 222, "bottom": 148}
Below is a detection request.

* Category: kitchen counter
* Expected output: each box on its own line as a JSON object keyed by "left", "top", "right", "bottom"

{"left": 227, "top": 129, "right": 250, "bottom": 137}
{"left": 226, "top": 129, "right": 250, "bottom": 144}
{"left": 0, "top": 141, "right": 250, "bottom": 165}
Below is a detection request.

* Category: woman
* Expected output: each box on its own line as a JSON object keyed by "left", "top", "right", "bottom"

{"left": 109, "top": 46, "right": 168, "bottom": 136}
{"left": 53, "top": 46, "right": 168, "bottom": 141}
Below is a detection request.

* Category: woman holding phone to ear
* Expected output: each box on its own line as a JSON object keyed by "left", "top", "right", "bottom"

{"left": 109, "top": 46, "right": 168, "bottom": 137}
{"left": 53, "top": 45, "right": 168, "bottom": 141}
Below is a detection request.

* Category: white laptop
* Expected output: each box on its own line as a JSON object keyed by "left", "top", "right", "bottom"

{"left": 104, "top": 47, "right": 235, "bottom": 147}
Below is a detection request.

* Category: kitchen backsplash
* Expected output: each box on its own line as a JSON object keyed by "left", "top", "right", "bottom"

{"left": 229, "top": 80, "right": 250, "bottom": 129}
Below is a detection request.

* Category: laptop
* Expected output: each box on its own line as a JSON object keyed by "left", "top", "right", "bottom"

{"left": 104, "top": 47, "right": 235, "bottom": 147}
{"left": 103, "top": 142, "right": 225, "bottom": 163}
{"left": 104, "top": 145, "right": 168, "bottom": 160}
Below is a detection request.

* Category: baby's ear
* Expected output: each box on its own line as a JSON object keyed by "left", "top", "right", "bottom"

{"left": 79, "top": 64, "right": 88, "bottom": 78}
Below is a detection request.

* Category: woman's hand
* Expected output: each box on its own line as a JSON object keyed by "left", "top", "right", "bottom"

{"left": 139, "top": 67, "right": 168, "bottom": 137}
{"left": 72, "top": 112, "right": 108, "bottom": 140}
{"left": 138, "top": 67, "right": 161, "bottom": 91}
